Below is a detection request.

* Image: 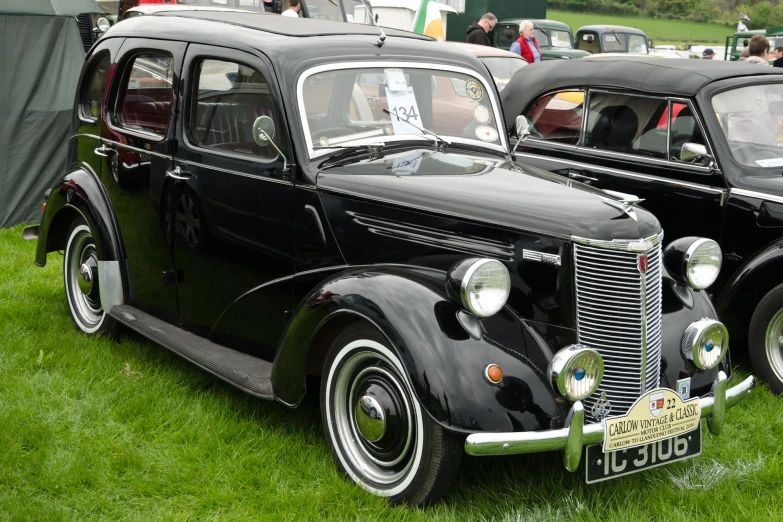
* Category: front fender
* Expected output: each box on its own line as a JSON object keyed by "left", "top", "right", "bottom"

{"left": 716, "top": 238, "right": 783, "bottom": 343}
{"left": 273, "top": 266, "right": 561, "bottom": 434}
{"left": 35, "top": 164, "right": 123, "bottom": 268}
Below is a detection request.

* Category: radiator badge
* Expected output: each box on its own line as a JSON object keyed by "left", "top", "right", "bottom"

{"left": 638, "top": 254, "right": 648, "bottom": 274}
{"left": 590, "top": 391, "right": 612, "bottom": 421}
{"left": 522, "top": 249, "right": 561, "bottom": 266}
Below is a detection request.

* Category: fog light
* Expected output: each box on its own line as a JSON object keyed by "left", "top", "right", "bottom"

{"left": 548, "top": 345, "right": 603, "bottom": 401}
{"left": 681, "top": 319, "right": 728, "bottom": 370}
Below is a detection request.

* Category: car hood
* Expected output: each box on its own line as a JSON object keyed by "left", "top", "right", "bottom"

{"left": 316, "top": 149, "right": 660, "bottom": 241}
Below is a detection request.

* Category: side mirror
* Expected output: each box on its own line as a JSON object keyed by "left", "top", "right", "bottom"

{"left": 680, "top": 142, "right": 711, "bottom": 164}
{"left": 252, "top": 115, "right": 288, "bottom": 171}
{"left": 512, "top": 115, "right": 531, "bottom": 155}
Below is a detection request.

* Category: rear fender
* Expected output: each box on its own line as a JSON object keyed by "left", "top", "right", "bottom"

{"left": 272, "top": 266, "right": 561, "bottom": 434}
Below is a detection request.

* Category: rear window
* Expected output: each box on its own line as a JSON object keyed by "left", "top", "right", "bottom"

{"left": 116, "top": 53, "right": 175, "bottom": 137}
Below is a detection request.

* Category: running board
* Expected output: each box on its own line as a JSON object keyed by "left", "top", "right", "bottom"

{"left": 109, "top": 305, "right": 274, "bottom": 400}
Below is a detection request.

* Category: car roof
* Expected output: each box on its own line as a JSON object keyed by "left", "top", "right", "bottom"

{"left": 446, "top": 41, "right": 526, "bottom": 59}
{"left": 125, "top": 5, "right": 256, "bottom": 15}
{"left": 577, "top": 25, "right": 646, "bottom": 35}
{"left": 500, "top": 57, "right": 783, "bottom": 130}
{"left": 498, "top": 19, "right": 571, "bottom": 31}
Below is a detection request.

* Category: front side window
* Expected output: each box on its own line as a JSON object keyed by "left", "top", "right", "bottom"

{"left": 116, "top": 53, "right": 175, "bottom": 136}
{"left": 525, "top": 91, "right": 585, "bottom": 145}
{"left": 300, "top": 66, "right": 502, "bottom": 155}
{"left": 480, "top": 57, "right": 527, "bottom": 93}
{"left": 190, "top": 58, "right": 283, "bottom": 158}
{"left": 584, "top": 92, "right": 668, "bottom": 158}
{"left": 712, "top": 84, "right": 783, "bottom": 167}
{"left": 533, "top": 28, "right": 549, "bottom": 47}
{"left": 549, "top": 29, "right": 573, "bottom": 48}
{"left": 80, "top": 52, "right": 111, "bottom": 120}
{"left": 628, "top": 34, "right": 648, "bottom": 54}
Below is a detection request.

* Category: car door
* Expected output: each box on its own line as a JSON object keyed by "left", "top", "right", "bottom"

{"left": 170, "top": 44, "right": 295, "bottom": 354}
{"left": 513, "top": 89, "right": 584, "bottom": 177}
{"left": 568, "top": 90, "right": 727, "bottom": 242}
{"left": 101, "top": 38, "right": 186, "bottom": 322}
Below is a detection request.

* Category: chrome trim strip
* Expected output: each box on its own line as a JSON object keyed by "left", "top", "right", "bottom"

{"left": 665, "top": 99, "right": 672, "bottom": 162}
{"left": 522, "top": 249, "right": 562, "bottom": 266}
{"left": 731, "top": 188, "right": 783, "bottom": 205}
{"left": 296, "top": 61, "right": 509, "bottom": 159}
{"left": 571, "top": 232, "right": 663, "bottom": 252}
{"left": 639, "top": 256, "right": 648, "bottom": 394}
{"left": 515, "top": 152, "right": 727, "bottom": 195}
{"left": 464, "top": 373, "right": 755, "bottom": 459}
{"left": 176, "top": 159, "right": 292, "bottom": 186}
{"left": 102, "top": 138, "right": 171, "bottom": 160}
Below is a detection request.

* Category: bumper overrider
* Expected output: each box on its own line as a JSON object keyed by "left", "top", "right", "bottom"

{"left": 464, "top": 371, "right": 755, "bottom": 471}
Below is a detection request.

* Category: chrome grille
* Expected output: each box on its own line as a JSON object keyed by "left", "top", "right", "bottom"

{"left": 574, "top": 234, "right": 663, "bottom": 422}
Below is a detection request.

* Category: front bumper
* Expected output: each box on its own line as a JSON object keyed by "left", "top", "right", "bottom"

{"left": 464, "top": 371, "right": 755, "bottom": 471}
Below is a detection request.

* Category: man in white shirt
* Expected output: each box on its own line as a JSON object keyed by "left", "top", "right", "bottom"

{"left": 282, "top": 0, "right": 301, "bottom": 18}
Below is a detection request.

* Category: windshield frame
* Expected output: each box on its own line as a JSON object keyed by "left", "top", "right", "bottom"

{"left": 296, "top": 61, "right": 509, "bottom": 159}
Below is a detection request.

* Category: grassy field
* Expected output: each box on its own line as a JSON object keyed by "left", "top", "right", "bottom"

{"left": 548, "top": 10, "right": 733, "bottom": 46}
{"left": 2, "top": 223, "right": 783, "bottom": 521}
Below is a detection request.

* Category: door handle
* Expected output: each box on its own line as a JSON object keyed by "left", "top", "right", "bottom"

{"left": 165, "top": 166, "right": 192, "bottom": 181}
{"left": 93, "top": 144, "right": 115, "bottom": 157}
{"left": 568, "top": 169, "right": 598, "bottom": 183}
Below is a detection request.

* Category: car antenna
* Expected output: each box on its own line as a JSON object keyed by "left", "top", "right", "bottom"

{"left": 358, "top": 0, "right": 386, "bottom": 47}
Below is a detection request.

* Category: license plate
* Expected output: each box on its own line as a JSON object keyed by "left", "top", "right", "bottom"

{"left": 585, "top": 428, "right": 701, "bottom": 484}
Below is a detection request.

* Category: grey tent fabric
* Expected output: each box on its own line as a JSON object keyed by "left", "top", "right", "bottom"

{"left": 0, "top": 0, "right": 102, "bottom": 16}
{"left": 0, "top": 15, "right": 86, "bottom": 227}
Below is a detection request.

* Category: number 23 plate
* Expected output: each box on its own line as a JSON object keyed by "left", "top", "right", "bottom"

{"left": 585, "top": 429, "right": 701, "bottom": 484}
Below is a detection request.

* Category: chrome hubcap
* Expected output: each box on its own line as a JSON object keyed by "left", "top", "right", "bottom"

{"left": 66, "top": 228, "right": 103, "bottom": 329}
{"left": 78, "top": 262, "right": 94, "bottom": 294}
{"left": 334, "top": 349, "right": 415, "bottom": 485}
{"left": 765, "top": 308, "right": 783, "bottom": 383}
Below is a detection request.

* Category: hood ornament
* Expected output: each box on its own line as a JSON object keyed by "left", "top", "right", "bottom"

{"left": 599, "top": 190, "right": 645, "bottom": 222}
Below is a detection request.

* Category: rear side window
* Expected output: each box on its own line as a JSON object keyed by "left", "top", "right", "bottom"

{"left": 116, "top": 52, "right": 175, "bottom": 136}
{"left": 80, "top": 53, "right": 111, "bottom": 121}
{"left": 525, "top": 91, "right": 585, "bottom": 145}
{"left": 584, "top": 92, "right": 668, "bottom": 158}
{"left": 190, "top": 58, "right": 283, "bottom": 157}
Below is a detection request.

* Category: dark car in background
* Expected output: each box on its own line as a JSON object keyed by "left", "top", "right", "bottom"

{"left": 502, "top": 57, "right": 783, "bottom": 394}
{"left": 24, "top": 13, "right": 754, "bottom": 506}
{"left": 496, "top": 19, "right": 589, "bottom": 60}
{"left": 575, "top": 25, "right": 649, "bottom": 54}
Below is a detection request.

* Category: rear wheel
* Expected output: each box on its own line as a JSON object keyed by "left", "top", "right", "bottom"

{"left": 749, "top": 283, "right": 783, "bottom": 395}
{"left": 63, "top": 219, "right": 115, "bottom": 336}
{"left": 320, "top": 323, "right": 463, "bottom": 506}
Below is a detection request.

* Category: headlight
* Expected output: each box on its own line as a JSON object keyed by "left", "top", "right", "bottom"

{"left": 96, "top": 17, "right": 111, "bottom": 33}
{"left": 447, "top": 258, "right": 510, "bottom": 317}
{"left": 664, "top": 237, "right": 722, "bottom": 290}
{"left": 548, "top": 345, "right": 604, "bottom": 401}
{"left": 681, "top": 319, "right": 728, "bottom": 370}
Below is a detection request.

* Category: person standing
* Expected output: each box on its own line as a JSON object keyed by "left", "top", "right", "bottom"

{"left": 510, "top": 20, "right": 541, "bottom": 64}
{"left": 466, "top": 13, "right": 496, "bottom": 46}
{"left": 746, "top": 34, "right": 771, "bottom": 66}
{"left": 282, "top": 0, "right": 301, "bottom": 18}
{"left": 773, "top": 47, "right": 783, "bottom": 67}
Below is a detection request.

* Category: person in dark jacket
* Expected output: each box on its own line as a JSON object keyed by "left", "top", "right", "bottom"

{"left": 773, "top": 47, "right": 783, "bottom": 67}
{"left": 509, "top": 20, "right": 541, "bottom": 63}
{"left": 466, "top": 13, "right": 496, "bottom": 46}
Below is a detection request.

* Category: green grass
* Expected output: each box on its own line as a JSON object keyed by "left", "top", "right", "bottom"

{"left": 2, "top": 223, "right": 783, "bottom": 520}
{"left": 548, "top": 10, "right": 733, "bottom": 46}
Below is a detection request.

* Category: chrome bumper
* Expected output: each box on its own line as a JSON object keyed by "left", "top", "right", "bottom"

{"left": 464, "top": 372, "right": 755, "bottom": 471}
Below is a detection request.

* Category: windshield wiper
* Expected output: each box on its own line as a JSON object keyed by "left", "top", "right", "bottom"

{"left": 314, "top": 143, "right": 385, "bottom": 166}
{"left": 382, "top": 109, "right": 449, "bottom": 150}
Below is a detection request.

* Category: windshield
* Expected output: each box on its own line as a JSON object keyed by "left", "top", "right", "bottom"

{"left": 550, "top": 29, "right": 572, "bottom": 48}
{"left": 300, "top": 65, "right": 504, "bottom": 155}
{"left": 712, "top": 84, "right": 783, "bottom": 168}
{"left": 480, "top": 57, "right": 527, "bottom": 92}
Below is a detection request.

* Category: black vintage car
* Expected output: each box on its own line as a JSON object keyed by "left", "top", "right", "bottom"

{"left": 502, "top": 58, "right": 783, "bottom": 395}
{"left": 24, "top": 14, "right": 754, "bottom": 504}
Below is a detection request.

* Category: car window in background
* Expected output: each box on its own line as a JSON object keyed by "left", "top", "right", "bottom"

{"left": 585, "top": 92, "right": 668, "bottom": 158}
{"left": 533, "top": 28, "right": 549, "bottom": 47}
{"left": 480, "top": 57, "right": 527, "bottom": 92}
{"left": 577, "top": 32, "right": 600, "bottom": 53}
{"left": 191, "top": 58, "right": 282, "bottom": 156}
{"left": 307, "top": 0, "right": 343, "bottom": 21}
{"left": 713, "top": 84, "right": 783, "bottom": 167}
{"left": 602, "top": 33, "right": 626, "bottom": 52}
{"left": 81, "top": 53, "right": 111, "bottom": 120}
{"left": 628, "top": 34, "right": 648, "bottom": 53}
{"left": 525, "top": 90, "right": 585, "bottom": 145}
{"left": 116, "top": 53, "right": 175, "bottom": 136}
{"left": 549, "top": 29, "right": 572, "bottom": 48}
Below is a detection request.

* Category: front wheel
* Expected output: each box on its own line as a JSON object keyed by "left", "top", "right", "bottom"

{"left": 320, "top": 323, "right": 463, "bottom": 506}
{"left": 749, "top": 283, "right": 783, "bottom": 394}
{"left": 63, "top": 220, "right": 115, "bottom": 336}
